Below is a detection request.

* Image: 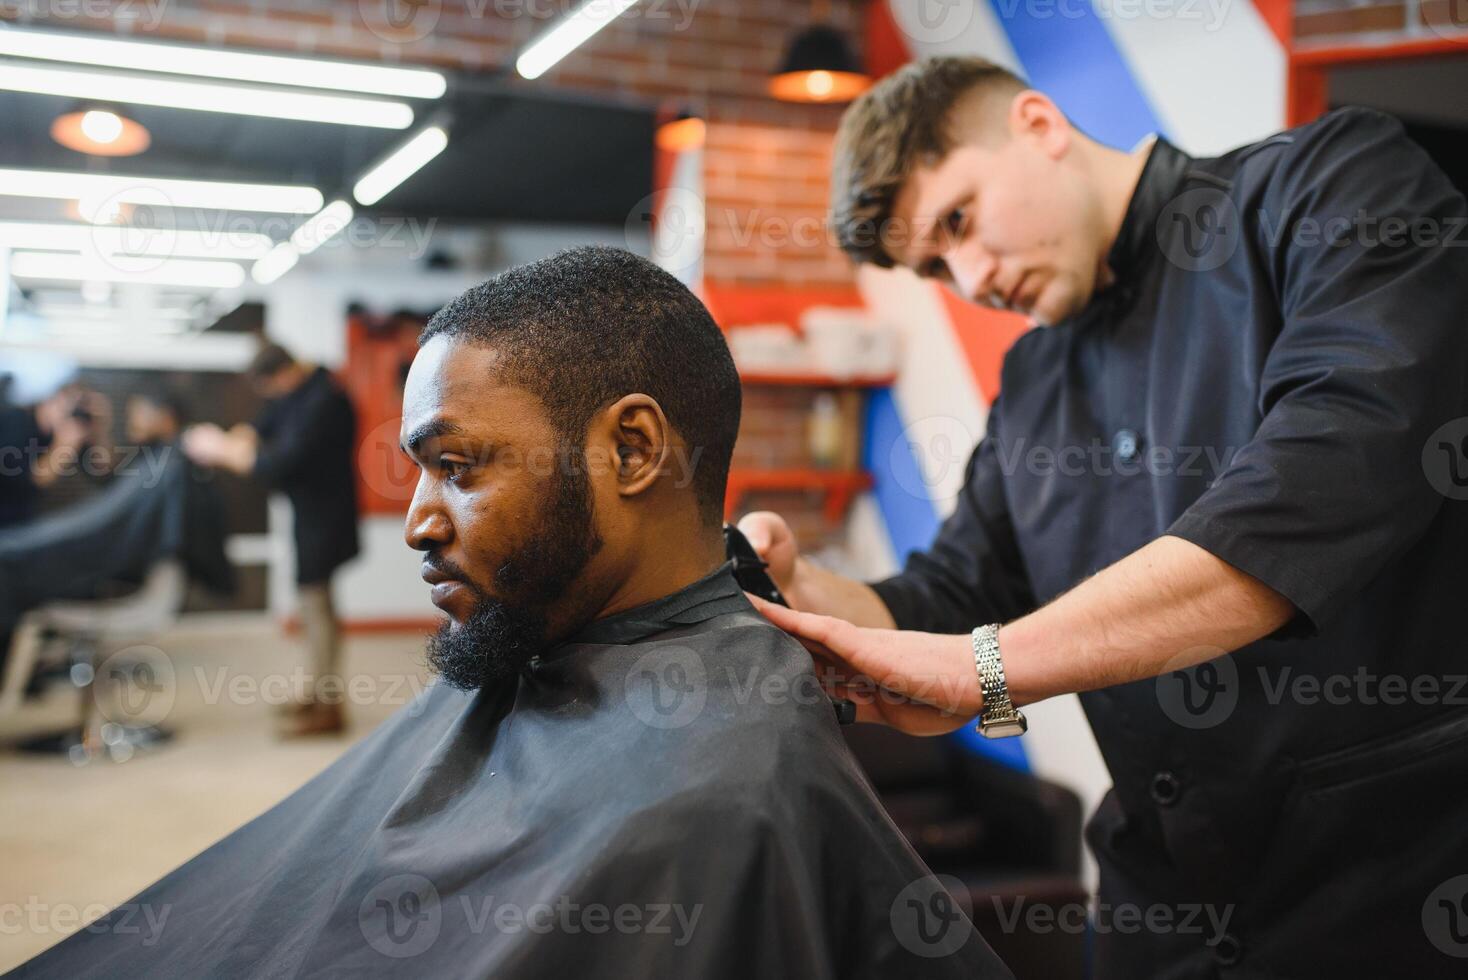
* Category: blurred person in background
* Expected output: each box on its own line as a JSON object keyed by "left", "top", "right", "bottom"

{"left": 183, "top": 344, "right": 359, "bottom": 737}
{"left": 0, "top": 375, "right": 113, "bottom": 530}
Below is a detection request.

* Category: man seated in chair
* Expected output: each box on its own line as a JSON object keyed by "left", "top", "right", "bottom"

{"left": 0, "top": 388, "right": 232, "bottom": 707}
{"left": 11, "top": 247, "right": 1014, "bottom": 980}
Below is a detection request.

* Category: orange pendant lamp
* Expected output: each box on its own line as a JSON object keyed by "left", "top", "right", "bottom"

{"left": 769, "top": 24, "right": 870, "bottom": 104}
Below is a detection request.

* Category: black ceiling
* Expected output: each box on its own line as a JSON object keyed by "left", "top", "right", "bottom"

{"left": 0, "top": 81, "right": 655, "bottom": 226}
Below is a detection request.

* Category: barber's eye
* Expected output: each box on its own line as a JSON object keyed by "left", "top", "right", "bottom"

{"left": 919, "top": 257, "right": 949, "bottom": 280}
{"left": 943, "top": 207, "right": 966, "bottom": 236}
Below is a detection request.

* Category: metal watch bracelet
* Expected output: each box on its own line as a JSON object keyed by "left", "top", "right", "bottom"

{"left": 972, "top": 624, "right": 1027, "bottom": 738}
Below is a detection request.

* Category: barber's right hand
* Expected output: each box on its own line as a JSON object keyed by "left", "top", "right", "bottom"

{"left": 737, "top": 511, "right": 801, "bottom": 601}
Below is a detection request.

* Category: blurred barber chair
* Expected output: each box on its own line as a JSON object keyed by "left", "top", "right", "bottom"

{"left": 1, "top": 560, "right": 185, "bottom": 763}
{"left": 843, "top": 724, "right": 1089, "bottom": 979}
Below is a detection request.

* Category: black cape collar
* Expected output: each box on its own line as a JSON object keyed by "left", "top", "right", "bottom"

{"left": 551, "top": 560, "right": 751, "bottom": 650}
{"left": 1104, "top": 135, "right": 1193, "bottom": 284}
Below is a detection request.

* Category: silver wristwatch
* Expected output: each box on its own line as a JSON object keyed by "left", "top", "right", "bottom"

{"left": 972, "top": 624, "right": 1027, "bottom": 738}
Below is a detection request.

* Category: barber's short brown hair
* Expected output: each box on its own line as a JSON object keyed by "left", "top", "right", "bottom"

{"left": 831, "top": 57, "right": 1027, "bottom": 268}
{"left": 247, "top": 342, "right": 295, "bottom": 381}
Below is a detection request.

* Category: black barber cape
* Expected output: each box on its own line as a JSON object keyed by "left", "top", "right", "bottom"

{"left": 9, "top": 564, "right": 1013, "bottom": 980}
{"left": 873, "top": 107, "right": 1468, "bottom": 977}
{"left": 0, "top": 440, "right": 233, "bottom": 634}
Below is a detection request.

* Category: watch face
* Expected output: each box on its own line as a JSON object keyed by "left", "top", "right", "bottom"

{"left": 980, "top": 716, "right": 1028, "bottom": 739}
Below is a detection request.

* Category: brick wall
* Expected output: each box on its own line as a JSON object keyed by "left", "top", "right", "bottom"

{"left": 1294, "top": 0, "right": 1467, "bottom": 44}
{"left": 7, "top": 0, "right": 870, "bottom": 546}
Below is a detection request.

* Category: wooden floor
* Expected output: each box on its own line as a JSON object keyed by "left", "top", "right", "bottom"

{"left": 0, "top": 619, "right": 433, "bottom": 972}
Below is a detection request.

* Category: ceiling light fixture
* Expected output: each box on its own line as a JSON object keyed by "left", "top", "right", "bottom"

{"left": 0, "top": 221, "right": 273, "bottom": 260}
{"left": 0, "top": 168, "right": 324, "bottom": 214}
{"left": 352, "top": 126, "right": 448, "bottom": 206}
{"left": 50, "top": 106, "right": 151, "bottom": 156}
{"left": 9, "top": 250, "right": 247, "bottom": 289}
{"left": 516, "top": 0, "right": 642, "bottom": 80}
{"left": 0, "top": 63, "right": 415, "bottom": 128}
{"left": 251, "top": 242, "right": 299, "bottom": 285}
{"left": 769, "top": 24, "right": 870, "bottom": 103}
{"left": 290, "top": 200, "right": 354, "bottom": 255}
{"left": 0, "top": 26, "right": 447, "bottom": 98}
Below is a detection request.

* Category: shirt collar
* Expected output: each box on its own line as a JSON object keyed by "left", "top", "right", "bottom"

{"left": 1102, "top": 135, "right": 1193, "bottom": 286}
{"left": 550, "top": 561, "right": 751, "bottom": 649}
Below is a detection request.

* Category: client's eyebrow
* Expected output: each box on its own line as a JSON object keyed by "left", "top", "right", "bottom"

{"left": 401, "top": 418, "right": 468, "bottom": 455}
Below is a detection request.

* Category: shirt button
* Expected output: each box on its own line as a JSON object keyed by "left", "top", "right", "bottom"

{"left": 1113, "top": 428, "right": 1141, "bottom": 463}
{"left": 1150, "top": 770, "right": 1182, "bottom": 806}
{"left": 1214, "top": 933, "right": 1243, "bottom": 966}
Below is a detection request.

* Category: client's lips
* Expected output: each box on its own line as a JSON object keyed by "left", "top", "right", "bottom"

{"left": 421, "top": 565, "right": 465, "bottom": 609}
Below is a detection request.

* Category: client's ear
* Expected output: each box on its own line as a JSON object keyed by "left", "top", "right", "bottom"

{"left": 597, "top": 393, "right": 672, "bottom": 500}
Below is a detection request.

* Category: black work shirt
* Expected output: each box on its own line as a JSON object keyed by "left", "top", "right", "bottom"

{"left": 0, "top": 403, "right": 45, "bottom": 529}
{"left": 253, "top": 366, "right": 360, "bottom": 584}
{"left": 873, "top": 108, "right": 1468, "bottom": 977}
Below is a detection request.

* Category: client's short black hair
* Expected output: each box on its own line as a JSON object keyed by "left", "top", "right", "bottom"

{"left": 247, "top": 342, "right": 295, "bottom": 382}
{"left": 420, "top": 246, "right": 741, "bottom": 523}
{"left": 132, "top": 386, "right": 190, "bottom": 426}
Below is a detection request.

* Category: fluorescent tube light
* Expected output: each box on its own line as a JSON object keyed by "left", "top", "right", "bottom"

{"left": 0, "top": 221, "right": 273, "bottom": 260}
{"left": 516, "top": 0, "right": 642, "bottom": 80}
{"left": 0, "top": 169, "right": 323, "bottom": 214}
{"left": 0, "top": 26, "right": 447, "bottom": 98}
{"left": 9, "top": 250, "right": 246, "bottom": 288}
{"left": 290, "top": 200, "right": 354, "bottom": 255}
{"left": 352, "top": 126, "right": 448, "bottom": 206}
{"left": 251, "top": 242, "right": 300, "bottom": 285}
{"left": 0, "top": 63, "right": 414, "bottom": 128}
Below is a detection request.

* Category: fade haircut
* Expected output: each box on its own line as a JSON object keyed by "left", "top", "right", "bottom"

{"left": 831, "top": 57, "right": 1027, "bottom": 268}
{"left": 419, "top": 245, "right": 742, "bottom": 524}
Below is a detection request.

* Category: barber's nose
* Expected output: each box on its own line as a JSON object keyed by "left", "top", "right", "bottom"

{"left": 945, "top": 242, "right": 997, "bottom": 306}
{"left": 404, "top": 488, "right": 451, "bottom": 552}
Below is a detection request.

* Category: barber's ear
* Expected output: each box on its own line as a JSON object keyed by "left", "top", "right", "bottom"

{"left": 1010, "top": 90, "right": 1070, "bottom": 159}
{"left": 598, "top": 394, "right": 671, "bottom": 499}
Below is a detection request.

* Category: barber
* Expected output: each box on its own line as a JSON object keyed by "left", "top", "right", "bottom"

{"left": 743, "top": 57, "right": 1468, "bottom": 977}
{"left": 183, "top": 343, "right": 360, "bottom": 737}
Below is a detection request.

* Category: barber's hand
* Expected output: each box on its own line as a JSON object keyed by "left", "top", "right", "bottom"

{"left": 182, "top": 424, "right": 228, "bottom": 466}
{"left": 737, "top": 511, "right": 801, "bottom": 601}
{"left": 747, "top": 594, "right": 981, "bottom": 736}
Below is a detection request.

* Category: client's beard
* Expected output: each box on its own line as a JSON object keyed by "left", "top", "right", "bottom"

{"left": 425, "top": 450, "right": 603, "bottom": 692}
